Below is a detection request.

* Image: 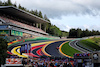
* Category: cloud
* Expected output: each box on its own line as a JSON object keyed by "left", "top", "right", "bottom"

{"left": 53, "top": 23, "right": 72, "bottom": 31}
{"left": 8, "top": 0, "right": 100, "bottom": 19}
{"left": 83, "top": 25, "right": 90, "bottom": 29}
{"left": 65, "top": 25, "right": 72, "bottom": 31}
{"left": 89, "top": 25, "right": 100, "bottom": 31}
{"left": 1, "top": 0, "right": 100, "bottom": 18}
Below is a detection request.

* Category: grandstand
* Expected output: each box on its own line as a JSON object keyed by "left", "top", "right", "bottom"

{"left": 0, "top": 6, "right": 50, "bottom": 41}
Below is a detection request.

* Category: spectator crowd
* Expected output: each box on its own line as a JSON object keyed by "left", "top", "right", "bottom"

{"left": 21, "top": 57, "right": 78, "bottom": 67}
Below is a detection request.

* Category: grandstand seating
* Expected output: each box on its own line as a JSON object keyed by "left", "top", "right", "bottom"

{"left": 0, "top": 16, "right": 47, "bottom": 34}
{"left": 0, "top": 16, "right": 60, "bottom": 40}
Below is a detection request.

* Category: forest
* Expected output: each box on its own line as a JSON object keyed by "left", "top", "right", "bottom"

{"left": 0, "top": 0, "right": 100, "bottom": 38}
{"left": 68, "top": 28, "right": 100, "bottom": 38}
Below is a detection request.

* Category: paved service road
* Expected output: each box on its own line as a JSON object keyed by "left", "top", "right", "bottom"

{"left": 45, "top": 40, "right": 68, "bottom": 57}
{"left": 69, "top": 40, "right": 90, "bottom": 53}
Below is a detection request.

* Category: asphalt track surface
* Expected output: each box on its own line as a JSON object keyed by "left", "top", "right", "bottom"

{"left": 8, "top": 39, "right": 69, "bottom": 57}
{"left": 8, "top": 39, "right": 58, "bottom": 52}
{"left": 45, "top": 40, "right": 68, "bottom": 57}
{"left": 69, "top": 40, "right": 90, "bottom": 53}
{"left": 8, "top": 39, "right": 91, "bottom": 58}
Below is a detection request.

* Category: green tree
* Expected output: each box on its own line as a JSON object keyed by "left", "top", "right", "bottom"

{"left": 47, "top": 25, "right": 61, "bottom": 36}
{"left": 8, "top": 0, "right": 12, "bottom": 5}
{"left": 44, "top": 14, "right": 50, "bottom": 22}
{"left": 46, "top": 23, "right": 52, "bottom": 33}
{"left": 0, "top": 38, "right": 8, "bottom": 65}
{"left": 44, "top": 14, "right": 47, "bottom": 20}
{"left": 13, "top": 1, "right": 17, "bottom": 7}
{"left": 84, "top": 29, "right": 90, "bottom": 37}
{"left": 61, "top": 31, "right": 68, "bottom": 37}
{"left": 34, "top": 10, "right": 38, "bottom": 16}
{"left": 69, "top": 29, "right": 77, "bottom": 38}
{"left": 0, "top": 0, "right": 2, "bottom": 6}
{"left": 38, "top": 11, "right": 43, "bottom": 18}
{"left": 76, "top": 28, "right": 82, "bottom": 38}
{"left": 30, "top": 10, "right": 34, "bottom": 14}
{"left": 18, "top": 4, "right": 21, "bottom": 9}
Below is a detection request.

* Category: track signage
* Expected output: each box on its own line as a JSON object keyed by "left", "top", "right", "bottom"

{"left": 11, "top": 30, "right": 23, "bottom": 36}
{"left": 0, "top": 30, "right": 9, "bottom": 35}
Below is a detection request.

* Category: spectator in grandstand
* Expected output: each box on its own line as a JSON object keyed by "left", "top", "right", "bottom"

{"left": 38, "top": 61, "right": 44, "bottom": 67}
{"left": 6, "top": 56, "right": 75, "bottom": 67}
{"left": 22, "top": 58, "right": 26, "bottom": 66}
{"left": 82, "top": 62, "right": 85, "bottom": 67}
{"left": 63, "top": 63, "right": 67, "bottom": 67}
{"left": 49, "top": 62, "right": 54, "bottom": 67}
{"left": 73, "top": 60, "right": 78, "bottom": 67}
{"left": 67, "top": 62, "right": 72, "bottom": 67}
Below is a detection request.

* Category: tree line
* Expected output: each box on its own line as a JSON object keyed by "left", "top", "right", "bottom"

{"left": 0, "top": 38, "right": 8, "bottom": 65}
{"left": 68, "top": 28, "right": 100, "bottom": 38}
{"left": 0, "top": 0, "right": 68, "bottom": 37}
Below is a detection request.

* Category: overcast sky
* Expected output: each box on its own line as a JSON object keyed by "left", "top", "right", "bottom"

{"left": 2, "top": 0, "right": 100, "bottom": 31}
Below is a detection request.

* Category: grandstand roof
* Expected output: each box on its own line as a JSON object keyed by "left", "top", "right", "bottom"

{"left": 0, "top": 6, "right": 49, "bottom": 23}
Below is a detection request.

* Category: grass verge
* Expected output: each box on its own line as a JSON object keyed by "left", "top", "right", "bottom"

{"left": 79, "top": 38, "right": 100, "bottom": 51}
{"left": 61, "top": 42, "right": 81, "bottom": 57}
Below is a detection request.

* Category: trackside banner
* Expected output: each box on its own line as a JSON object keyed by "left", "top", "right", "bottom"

{"left": 11, "top": 30, "right": 23, "bottom": 36}
{"left": 0, "top": 30, "right": 9, "bottom": 35}
{"left": 6, "top": 58, "right": 22, "bottom": 64}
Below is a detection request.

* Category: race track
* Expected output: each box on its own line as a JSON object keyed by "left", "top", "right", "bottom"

{"left": 45, "top": 40, "right": 67, "bottom": 57}
{"left": 8, "top": 39, "right": 69, "bottom": 58}
{"left": 8, "top": 39, "right": 91, "bottom": 58}
{"left": 69, "top": 40, "right": 90, "bottom": 53}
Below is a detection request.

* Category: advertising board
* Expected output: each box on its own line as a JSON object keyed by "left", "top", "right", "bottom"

{"left": 0, "top": 30, "right": 9, "bottom": 35}
{"left": 11, "top": 30, "right": 23, "bottom": 36}
{"left": 0, "top": 25, "right": 8, "bottom": 28}
{"left": 6, "top": 58, "right": 22, "bottom": 64}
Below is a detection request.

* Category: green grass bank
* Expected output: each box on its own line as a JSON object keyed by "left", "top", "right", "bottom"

{"left": 61, "top": 42, "right": 81, "bottom": 57}
{"left": 79, "top": 37, "right": 100, "bottom": 51}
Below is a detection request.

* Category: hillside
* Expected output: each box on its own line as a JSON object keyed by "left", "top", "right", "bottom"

{"left": 78, "top": 37, "right": 100, "bottom": 51}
